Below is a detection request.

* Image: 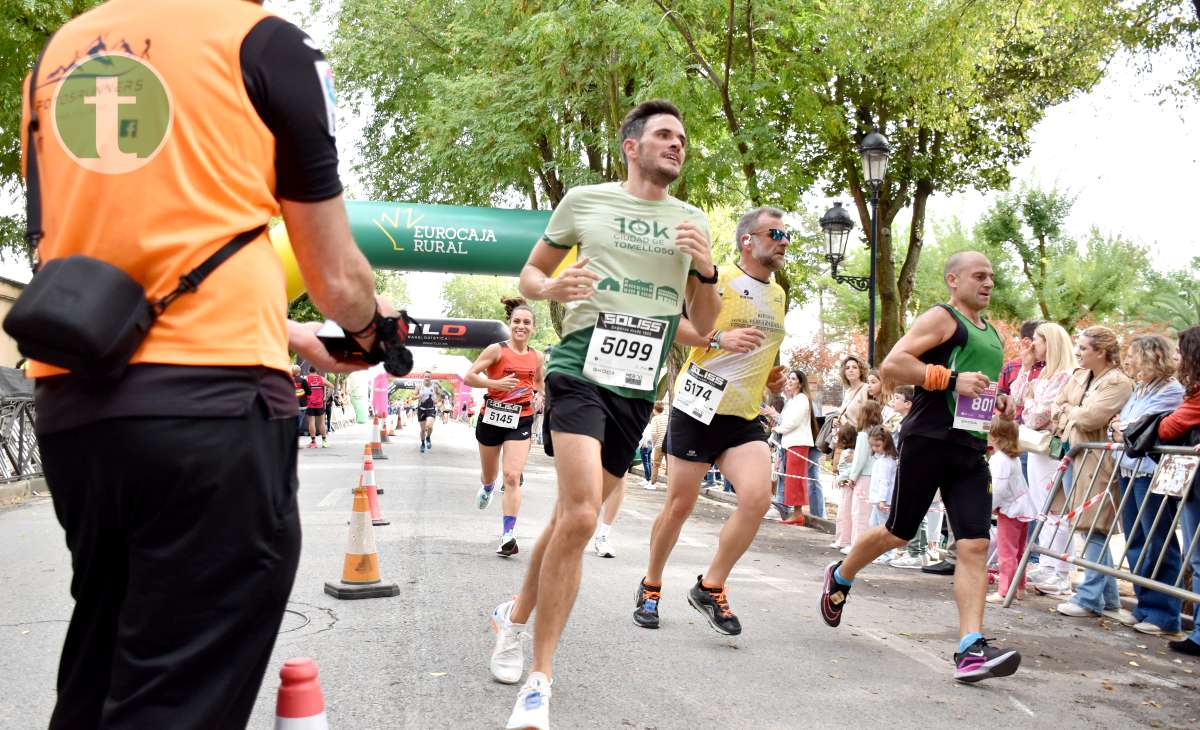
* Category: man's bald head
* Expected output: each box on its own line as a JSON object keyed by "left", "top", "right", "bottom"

{"left": 944, "top": 250, "right": 991, "bottom": 278}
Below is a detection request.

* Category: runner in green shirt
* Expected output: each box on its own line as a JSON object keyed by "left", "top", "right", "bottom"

{"left": 487, "top": 100, "right": 720, "bottom": 730}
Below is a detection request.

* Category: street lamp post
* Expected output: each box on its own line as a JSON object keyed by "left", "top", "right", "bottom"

{"left": 820, "top": 129, "right": 890, "bottom": 367}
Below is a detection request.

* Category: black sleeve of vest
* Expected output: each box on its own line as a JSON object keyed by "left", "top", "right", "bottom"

{"left": 240, "top": 17, "right": 343, "bottom": 203}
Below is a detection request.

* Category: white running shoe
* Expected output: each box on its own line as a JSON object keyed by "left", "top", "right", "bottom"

{"left": 593, "top": 535, "right": 615, "bottom": 558}
{"left": 477, "top": 483, "right": 495, "bottom": 510}
{"left": 642, "top": 480, "right": 656, "bottom": 490}
{"left": 1033, "top": 573, "right": 1073, "bottom": 597}
{"left": 888, "top": 553, "right": 926, "bottom": 570}
{"left": 505, "top": 672, "right": 551, "bottom": 730}
{"left": 489, "top": 600, "right": 528, "bottom": 684}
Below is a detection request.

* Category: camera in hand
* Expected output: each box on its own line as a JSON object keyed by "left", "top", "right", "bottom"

{"left": 317, "top": 314, "right": 415, "bottom": 377}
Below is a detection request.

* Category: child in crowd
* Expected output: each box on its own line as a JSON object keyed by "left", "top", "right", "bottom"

{"left": 882, "top": 384, "right": 912, "bottom": 435}
{"left": 843, "top": 401, "right": 884, "bottom": 552}
{"left": 830, "top": 424, "right": 859, "bottom": 550}
{"left": 867, "top": 426, "right": 899, "bottom": 565}
{"left": 987, "top": 417, "right": 1036, "bottom": 603}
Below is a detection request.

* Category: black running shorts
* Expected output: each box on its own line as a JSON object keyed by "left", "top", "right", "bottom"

{"left": 885, "top": 434, "right": 992, "bottom": 541}
{"left": 418, "top": 408, "right": 436, "bottom": 422}
{"left": 305, "top": 406, "right": 324, "bottom": 417}
{"left": 542, "top": 372, "right": 653, "bottom": 478}
{"left": 476, "top": 414, "right": 534, "bottom": 447}
{"left": 665, "top": 409, "right": 768, "bottom": 464}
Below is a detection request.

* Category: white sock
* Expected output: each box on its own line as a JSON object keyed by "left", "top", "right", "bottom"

{"left": 596, "top": 523, "right": 611, "bottom": 540}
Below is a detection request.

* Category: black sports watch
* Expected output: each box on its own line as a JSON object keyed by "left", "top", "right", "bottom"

{"left": 689, "top": 265, "right": 719, "bottom": 285}
{"left": 947, "top": 371, "right": 958, "bottom": 392}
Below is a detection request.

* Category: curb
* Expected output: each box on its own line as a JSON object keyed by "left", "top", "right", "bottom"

{"left": 0, "top": 476, "right": 47, "bottom": 507}
{"left": 699, "top": 487, "right": 836, "bottom": 535}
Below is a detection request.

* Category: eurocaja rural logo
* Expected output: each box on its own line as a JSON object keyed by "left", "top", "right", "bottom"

{"left": 52, "top": 53, "right": 172, "bottom": 174}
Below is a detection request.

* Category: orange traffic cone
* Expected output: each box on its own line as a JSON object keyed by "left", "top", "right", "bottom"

{"left": 359, "top": 450, "right": 389, "bottom": 527}
{"left": 275, "top": 657, "right": 329, "bottom": 729}
{"left": 370, "top": 417, "right": 387, "bottom": 460}
{"left": 380, "top": 414, "right": 392, "bottom": 443}
{"left": 360, "top": 444, "right": 384, "bottom": 495}
{"left": 324, "top": 487, "right": 399, "bottom": 600}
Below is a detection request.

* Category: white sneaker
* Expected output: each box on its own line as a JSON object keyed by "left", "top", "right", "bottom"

{"left": 1033, "top": 574, "right": 1073, "bottom": 597}
{"left": 489, "top": 600, "right": 528, "bottom": 684}
{"left": 839, "top": 545, "right": 852, "bottom": 555}
{"left": 505, "top": 672, "right": 551, "bottom": 730}
{"left": 1056, "top": 601, "right": 1095, "bottom": 617}
{"left": 593, "top": 535, "right": 615, "bottom": 558}
{"left": 477, "top": 483, "right": 495, "bottom": 510}
{"left": 642, "top": 480, "right": 657, "bottom": 491}
{"left": 888, "top": 553, "right": 926, "bottom": 570}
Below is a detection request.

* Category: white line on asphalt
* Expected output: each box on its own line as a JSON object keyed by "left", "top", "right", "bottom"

{"left": 316, "top": 489, "right": 343, "bottom": 508}
{"left": 728, "top": 566, "right": 804, "bottom": 594}
{"left": 1008, "top": 696, "right": 1035, "bottom": 717}
{"left": 621, "top": 508, "right": 650, "bottom": 521}
{"left": 855, "top": 625, "right": 949, "bottom": 675}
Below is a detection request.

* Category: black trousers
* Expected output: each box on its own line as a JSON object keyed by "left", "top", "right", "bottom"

{"left": 39, "top": 406, "right": 301, "bottom": 729}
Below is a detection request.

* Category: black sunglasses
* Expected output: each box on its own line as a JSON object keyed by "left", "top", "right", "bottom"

{"left": 751, "top": 228, "right": 791, "bottom": 242}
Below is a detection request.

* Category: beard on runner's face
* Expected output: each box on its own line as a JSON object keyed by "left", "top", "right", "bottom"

{"left": 750, "top": 221, "right": 788, "bottom": 271}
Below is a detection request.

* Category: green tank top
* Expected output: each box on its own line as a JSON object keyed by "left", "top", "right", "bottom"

{"left": 902, "top": 304, "right": 1004, "bottom": 449}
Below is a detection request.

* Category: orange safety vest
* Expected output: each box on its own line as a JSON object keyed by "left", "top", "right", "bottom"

{"left": 22, "top": 0, "right": 288, "bottom": 378}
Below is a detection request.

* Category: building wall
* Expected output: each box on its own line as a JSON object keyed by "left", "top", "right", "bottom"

{"left": 0, "top": 280, "right": 25, "bottom": 369}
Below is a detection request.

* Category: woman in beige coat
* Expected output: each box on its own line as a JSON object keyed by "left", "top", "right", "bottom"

{"left": 1046, "top": 326, "right": 1133, "bottom": 617}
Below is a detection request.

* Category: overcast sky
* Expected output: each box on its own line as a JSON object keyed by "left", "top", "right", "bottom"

{"left": 5, "top": 5, "right": 1195, "bottom": 320}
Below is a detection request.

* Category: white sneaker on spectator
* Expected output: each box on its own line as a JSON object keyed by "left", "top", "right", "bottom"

{"left": 839, "top": 545, "right": 852, "bottom": 555}
{"left": 1033, "top": 573, "right": 1072, "bottom": 597}
{"left": 1100, "top": 608, "right": 1135, "bottom": 624}
{"left": 642, "top": 481, "right": 657, "bottom": 491}
{"left": 889, "top": 553, "right": 926, "bottom": 570}
{"left": 1133, "top": 620, "right": 1170, "bottom": 635}
{"left": 1056, "top": 601, "right": 1094, "bottom": 617}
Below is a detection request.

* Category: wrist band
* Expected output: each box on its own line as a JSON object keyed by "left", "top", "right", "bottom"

{"left": 923, "top": 364, "right": 952, "bottom": 391}
{"left": 343, "top": 302, "right": 381, "bottom": 338}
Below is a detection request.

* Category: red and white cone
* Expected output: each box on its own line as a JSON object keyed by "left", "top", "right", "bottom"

{"left": 360, "top": 449, "right": 389, "bottom": 526}
{"left": 370, "top": 417, "right": 387, "bottom": 460}
{"left": 275, "top": 657, "right": 329, "bottom": 729}
{"left": 361, "top": 444, "right": 383, "bottom": 495}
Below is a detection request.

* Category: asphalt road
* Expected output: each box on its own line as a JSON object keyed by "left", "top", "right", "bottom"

{"left": 1, "top": 419, "right": 1197, "bottom": 729}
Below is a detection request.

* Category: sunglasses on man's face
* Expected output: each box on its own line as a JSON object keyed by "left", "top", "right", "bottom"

{"left": 752, "top": 228, "right": 792, "bottom": 242}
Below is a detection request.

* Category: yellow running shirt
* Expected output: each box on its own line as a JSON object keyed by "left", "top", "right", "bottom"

{"left": 673, "top": 266, "right": 786, "bottom": 420}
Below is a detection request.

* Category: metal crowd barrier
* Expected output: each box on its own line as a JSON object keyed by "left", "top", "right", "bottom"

{"left": 1005, "top": 441, "right": 1199, "bottom": 611}
{"left": 0, "top": 397, "right": 41, "bottom": 483}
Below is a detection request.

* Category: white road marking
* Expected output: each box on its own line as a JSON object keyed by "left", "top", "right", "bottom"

{"left": 317, "top": 489, "right": 343, "bottom": 508}
{"left": 621, "top": 507, "right": 650, "bottom": 521}
{"left": 1009, "top": 696, "right": 1036, "bottom": 717}
{"left": 854, "top": 625, "right": 949, "bottom": 675}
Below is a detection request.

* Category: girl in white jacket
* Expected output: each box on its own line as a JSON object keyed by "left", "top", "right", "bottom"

{"left": 988, "top": 417, "right": 1037, "bottom": 602}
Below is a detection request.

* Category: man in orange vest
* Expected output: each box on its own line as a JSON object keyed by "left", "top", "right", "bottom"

{"left": 21, "top": 2, "right": 393, "bottom": 727}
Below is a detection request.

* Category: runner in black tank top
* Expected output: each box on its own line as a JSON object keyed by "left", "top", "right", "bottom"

{"left": 817, "top": 251, "right": 1023, "bottom": 684}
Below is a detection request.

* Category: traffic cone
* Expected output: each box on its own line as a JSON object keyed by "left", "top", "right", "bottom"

{"left": 275, "top": 657, "right": 328, "bottom": 729}
{"left": 359, "top": 450, "right": 389, "bottom": 526}
{"left": 380, "top": 414, "right": 392, "bottom": 443}
{"left": 323, "top": 487, "right": 400, "bottom": 600}
{"left": 370, "top": 417, "right": 387, "bottom": 460}
{"left": 361, "top": 444, "right": 384, "bottom": 495}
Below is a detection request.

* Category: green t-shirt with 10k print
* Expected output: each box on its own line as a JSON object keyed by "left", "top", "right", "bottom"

{"left": 542, "top": 182, "right": 710, "bottom": 401}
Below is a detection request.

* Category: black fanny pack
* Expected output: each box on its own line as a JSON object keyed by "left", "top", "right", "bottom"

{"left": 3, "top": 36, "right": 264, "bottom": 380}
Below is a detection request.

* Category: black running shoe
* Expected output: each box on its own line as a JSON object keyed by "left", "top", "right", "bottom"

{"left": 496, "top": 533, "right": 518, "bottom": 557}
{"left": 819, "top": 561, "right": 852, "bottom": 628}
{"left": 633, "top": 580, "right": 662, "bottom": 629}
{"left": 953, "top": 637, "right": 1021, "bottom": 683}
{"left": 687, "top": 576, "right": 742, "bottom": 636}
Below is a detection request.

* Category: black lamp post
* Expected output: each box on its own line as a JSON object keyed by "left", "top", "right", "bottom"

{"left": 821, "top": 128, "right": 890, "bottom": 367}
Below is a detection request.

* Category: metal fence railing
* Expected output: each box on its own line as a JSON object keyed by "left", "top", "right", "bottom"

{"left": 0, "top": 397, "right": 41, "bottom": 484}
{"left": 1006, "top": 442, "right": 1199, "bottom": 613}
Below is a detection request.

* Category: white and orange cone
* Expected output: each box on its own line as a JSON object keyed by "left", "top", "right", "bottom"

{"left": 275, "top": 658, "right": 329, "bottom": 729}
{"left": 323, "top": 487, "right": 399, "bottom": 600}
{"left": 359, "top": 449, "right": 389, "bottom": 526}
{"left": 380, "top": 414, "right": 392, "bottom": 443}
{"left": 360, "top": 444, "right": 384, "bottom": 495}
{"left": 370, "top": 417, "right": 387, "bottom": 460}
